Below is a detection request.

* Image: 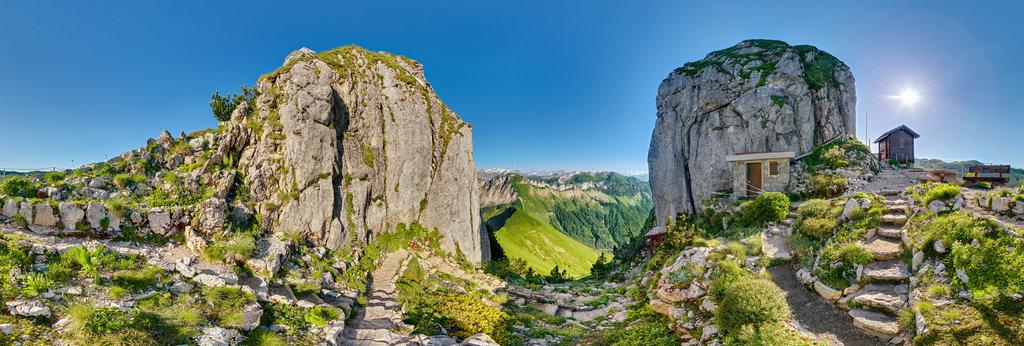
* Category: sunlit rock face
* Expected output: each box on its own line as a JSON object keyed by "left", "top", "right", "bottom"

{"left": 649, "top": 40, "right": 856, "bottom": 225}
{"left": 221, "top": 46, "right": 488, "bottom": 262}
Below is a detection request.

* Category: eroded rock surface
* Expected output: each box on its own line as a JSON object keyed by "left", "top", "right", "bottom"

{"left": 649, "top": 39, "right": 855, "bottom": 223}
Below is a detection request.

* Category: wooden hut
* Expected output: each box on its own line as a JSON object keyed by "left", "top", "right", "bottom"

{"left": 874, "top": 125, "right": 919, "bottom": 164}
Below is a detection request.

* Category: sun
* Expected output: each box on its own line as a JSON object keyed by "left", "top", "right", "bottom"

{"left": 896, "top": 88, "right": 921, "bottom": 107}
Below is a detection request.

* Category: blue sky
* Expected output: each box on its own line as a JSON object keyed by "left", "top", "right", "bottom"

{"left": 1, "top": 1, "right": 1021, "bottom": 173}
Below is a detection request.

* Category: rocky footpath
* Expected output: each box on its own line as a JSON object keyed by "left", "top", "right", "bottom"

{"left": 794, "top": 193, "right": 912, "bottom": 343}
{"left": 649, "top": 39, "right": 857, "bottom": 225}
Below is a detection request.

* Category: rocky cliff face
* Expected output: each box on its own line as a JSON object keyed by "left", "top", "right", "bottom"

{"left": 649, "top": 40, "right": 856, "bottom": 225}
{"left": 217, "top": 46, "right": 488, "bottom": 262}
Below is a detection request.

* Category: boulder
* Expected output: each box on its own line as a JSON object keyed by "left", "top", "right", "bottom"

{"left": 841, "top": 198, "right": 862, "bottom": 220}
{"left": 933, "top": 240, "right": 947, "bottom": 254}
{"left": 459, "top": 333, "right": 501, "bottom": 346}
{"left": 649, "top": 39, "right": 856, "bottom": 222}
{"left": 814, "top": 280, "right": 842, "bottom": 301}
{"left": 59, "top": 202, "right": 85, "bottom": 231}
{"left": 148, "top": 210, "right": 172, "bottom": 236}
{"left": 1014, "top": 202, "right": 1024, "bottom": 215}
{"left": 992, "top": 197, "right": 1011, "bottom": 212}
{"left": 240, "top": 302, "right": 263, "bottom": 331}
{"left": 927, "top": 200, "right": 947, "bottom": 213}
{"left": 86, "top": 200, "right": 107, "bottom": 229}
{"left": 195, "top": 327, "right": 243, "bottom": 346}
{"left": 196, "top": 198, "right": 228, "bottom": 234}
{"left": 912, "top": 251, "right": 924, "bottom": 271}
{"left": 2, "top": 199, "right": 18, "bottom": 217}
{"left": 5, "top": 299, "right": 50, "bottom": 318}
{"left": 32, "top": 203, "right": 57, "bottom": 227}
{"left": 18, "top": 202, "right": 33, "bottom": 224}
{"left": 245, "top": 234, "right": 290, "bottom": 278}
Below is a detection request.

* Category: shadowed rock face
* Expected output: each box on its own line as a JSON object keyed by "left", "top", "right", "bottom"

{"left": 649, "top": 39, "right": 856, "bottom": 225}
{"left": 220, "top": 46, "right": 488, "bottom": 262}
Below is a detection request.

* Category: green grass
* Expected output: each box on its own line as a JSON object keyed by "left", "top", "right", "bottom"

{"left": 493, "top": 207, "right": 604, "bottom": 278}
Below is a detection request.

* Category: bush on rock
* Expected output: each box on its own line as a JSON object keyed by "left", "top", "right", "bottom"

{"left": 738, "top": 192, "right": 790, "bottom": 227}
{"left": 715, "top": 278, "right": 791, "bottom": 334}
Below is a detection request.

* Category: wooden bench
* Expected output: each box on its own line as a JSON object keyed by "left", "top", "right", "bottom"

{"left": 963, "top": 165, "right": 1011, "bottom": 185}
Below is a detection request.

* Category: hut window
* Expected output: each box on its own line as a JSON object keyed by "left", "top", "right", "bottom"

{"left": 769, "top": 161, "right": 781, "bottom": 177}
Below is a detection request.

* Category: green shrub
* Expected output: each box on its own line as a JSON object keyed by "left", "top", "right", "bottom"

{"left": 0, "top": 177, "right": 37, "bottom": 198}
{"left": 19, "top": 272, "right": 51, "bottom": 297}
{"left": 949, "top": 236, "right": 1024, "bottom": 301}
{"left": 923, "top": 184, "right": 961, "bottom": 205}
{"left": 303, "top": 306, "right": 340, "bottom": 327}
{"left": 210, "top": 85, "right": 258, "bottom": 122}
{"left": 975, "top": 181, "right": 992, "bottom": 189}
{"left": 260, "top": 302, "right": 309, "bottom": 334}
{"left": 797, "top": 217, "right": 837, "bottom": 240}
{"left": 708, "top": 260, "right": 754, "bottom": 301}
{"left": 917, "top": 212, "right": 996, "bottom": 252}
{"left": 715, "top": 278, "right": 791, "bottom": 334}
{"left": 12, "top": 214, "right": 28, "bottom": 228}
{"left": 724, "top": 322, "right": 818, "bottom": 345}
{"left": 823, "top": 242, "right": 874, "bottom": 266}
{"left": 113, "top": 173, "right": 147, "bottom": 188}
{"left": 110, "top": 265, "right": 167, "bottom": 294}
{"left": 797, "top": 199, "right": 832, "bottom": 219}
{"left": 810, "top": 173, "right": 846, "bottom": 197}
{"left": 202, "top": 286, "right": 256, "bottom": 329}
{"left": 242, "top": 330, "right": 288, "bottom": 346}
{"left": 203, "top": 232, "right": 257, "bottom": 263}
{"left": 65, "top": 245, "right": 105, "bottom": 281}
{"left": 738, "top": 192, "right": 790, "bottom": 227}
{"left": 44, "top": 171, "right": 66, "bottom": 184}
{"left": 67, "top": 304, "right": 156, "bottom": 345}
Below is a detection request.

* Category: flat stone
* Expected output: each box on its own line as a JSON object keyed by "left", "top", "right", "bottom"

{"left": 880, "top": 214, "right": 907, "bottom": 225}
{"left": 862, "top": 260, "right": 909, "bottom": 283}
{"left": 864, "top": 237, "right": 901, "bottom": 261}
{"left": 851, "top": 284, "right": 906, "bottom": 314}
{"left": 850, "top": 308, "right": 900, "bottom": 338}
{"left": 877, "top": 226, "right": 903, "bottom": 239}
{"left": 814, "top": 280, "right": 842, "bottom": 301}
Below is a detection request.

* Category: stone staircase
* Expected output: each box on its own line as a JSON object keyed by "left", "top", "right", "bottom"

{"left": 846, "top": 197, "right": 911, "bottom": 341}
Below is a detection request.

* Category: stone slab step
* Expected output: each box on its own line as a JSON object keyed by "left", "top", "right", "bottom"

{"left": 864, "top": 237, "right": 902, "bottom": 261}
{"left": 878, "top": 189, "right": 901, "bottom": 196}
{"left": 881, "top": 214, "right": 908, "bottom": 225}
{"left": 849, "top": 308, "right": 901, "bottom": 338}
{"left": 884, "top": 204, "right": 908, "bottom": 213}
{"left": 788, "top": 211, "right": 800, "bottom": 219}
{"left": 862, "top": 260, "right": 909, "bottom": 283}
{"left": 877, "top": 227, "right": 903, "bottom": 239}
{"left": 850, "top": 284, "right": 908, "bottom": 314}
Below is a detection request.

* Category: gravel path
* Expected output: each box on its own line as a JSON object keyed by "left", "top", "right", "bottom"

{"left": 769, "top": 263, "right": 887, "bottom": 346}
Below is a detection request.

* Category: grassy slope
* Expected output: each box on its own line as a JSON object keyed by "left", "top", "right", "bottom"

{"left": 494, "top": 207, "right": 603, "bottom": 278}
{"left": 512, "top": 172, "right": 652, "bottom": 250}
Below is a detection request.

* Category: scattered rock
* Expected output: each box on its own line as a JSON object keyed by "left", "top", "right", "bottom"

{"left": 5, "top": 299, "right": 51, "bottom": 318}
{"left": 240, "top": 302, "right": 263, "bottom": 331}
{"left": 814, "top": 280, "right": 841, "bottom": 301}
{"left": 195, "top": 327, "right": 243, "bottom": 346}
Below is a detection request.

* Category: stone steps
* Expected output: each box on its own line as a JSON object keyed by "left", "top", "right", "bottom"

{"left": 849, "top": 308, "right": 901, "bottom": 338}
{"left": 876, "top": 226, "right": 903, "bottom": 239}
{"left": 849, "top": 284, "right": 908, "bottom": 314}
{"left": 880, "top": 214, "right": 907, "bottom": 225}
{"left": 863, "top": 237, "right": 902, "bottom": 261}
{"left": 862, "top": 260, "right": 909, "bottom": 283}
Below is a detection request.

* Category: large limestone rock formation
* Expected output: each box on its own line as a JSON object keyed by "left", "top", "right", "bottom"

{"left": 649, "top": 40, "right": 856, "bottom": 225}
{"left": 219, "top": 46, "right": 488, "bottom": 262}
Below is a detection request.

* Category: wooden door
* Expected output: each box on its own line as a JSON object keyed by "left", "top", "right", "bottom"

{"left": 746, "top": 162, "right": 763, "bottom": 196}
